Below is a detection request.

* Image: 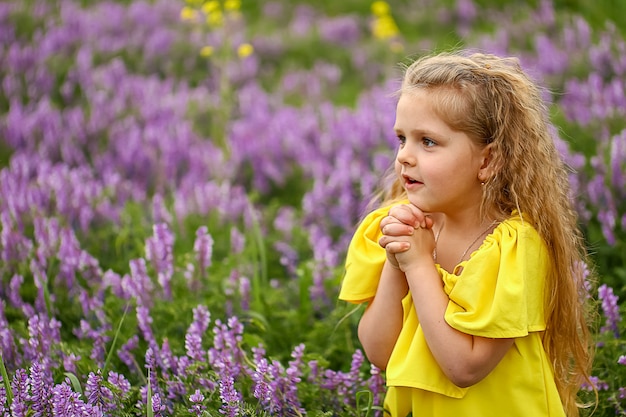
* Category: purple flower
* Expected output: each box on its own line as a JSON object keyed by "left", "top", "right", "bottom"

{"left": 230, "top": 227, "right": 245, "bottom": 254}
{"left": 185, "top": 332, "right": 204, "bottom": 362}
{"left": 193, "top": 225, "right": 214, "bottom": 275}
{"left": 239, "top": 276, "right": 251, "bottom": 311}
{"left": 599, "top": 284, "right": 621, "bottom": 338}
{"left": 29, "top": 361, "right": 53, "bottom": 417}
{"left": 118, "top": 335, "right": 139, "bottom": 370}
{"left": 85, "top": 370, "right": 114, "bottom": 411}
{"left": 107, "top": 372, "right": 131, "bottom": 397}
{"left": 62, "top": 352, "right": 81, "bottom": 375}
{"left": 10, "top": 369, "right": 29, "bottom": 417}
{"left": 51, "top": 381, "right": 103, "bottom": 417}
{"left": 318, "top": 15, "right": 361, "bottom": 46}
{"left": 125, "top": 258, "right": 155, "bottom": 306}
{"left": 252, "top": 357, "right": 272, "bottom": 405}
{"left": 151, "top": 392, "right": 166, "bottom": 416}
{"left": 581, "top": 376, "right": 609, "bottom": 391}
{"left": 367, "top": 364, "right": 386, "bottom": 407}
{"left": 188, "top": 389, "right": 206, "bottom": 416}
{"left": 218, "top": 374, "right": 241, "bottom": 416}
{"left": 145, "top": 223, "right": 174, "bottom": 298}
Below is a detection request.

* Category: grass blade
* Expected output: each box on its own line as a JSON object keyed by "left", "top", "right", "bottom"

{"left": 0, "top": 353, "right": 13, "bottom": 407}
{"left": 103, "top": 302, "right": 130, "bottom": 375}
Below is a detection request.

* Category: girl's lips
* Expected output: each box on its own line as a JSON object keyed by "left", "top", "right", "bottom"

{"left": 402, "top": 175, "right": 423, "bottom": 189}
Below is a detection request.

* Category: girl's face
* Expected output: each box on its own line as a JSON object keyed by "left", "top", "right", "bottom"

{"left": 393, "top": 90, "right": 490, "bottom": 215}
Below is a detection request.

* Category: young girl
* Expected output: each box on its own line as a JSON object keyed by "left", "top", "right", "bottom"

{"left": 339, "top": 51, "right": 594, "bottom": 417}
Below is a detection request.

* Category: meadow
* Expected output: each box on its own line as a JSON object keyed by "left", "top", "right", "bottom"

{"left": 0, "top": 0, "right": 624, "bottom": 415}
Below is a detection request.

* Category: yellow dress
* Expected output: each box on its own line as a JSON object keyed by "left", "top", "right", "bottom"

{"left": 339, "top": 203, "right": 566, "bottom": 417}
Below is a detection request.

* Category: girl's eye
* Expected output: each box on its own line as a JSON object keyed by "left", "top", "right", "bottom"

{"left": 397, "top": 135, "right": 406, "bottom": 146}
{"left": 422, "top": 137, "right": 436, "bottom": 147}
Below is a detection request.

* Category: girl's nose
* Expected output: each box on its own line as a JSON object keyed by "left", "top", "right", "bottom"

{"left": 396, "top": 145, "right": 415, "bottom": 166}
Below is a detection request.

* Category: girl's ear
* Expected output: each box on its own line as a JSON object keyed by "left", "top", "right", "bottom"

{"left": 478, "top": 143, "right": 496, "bottom": 182}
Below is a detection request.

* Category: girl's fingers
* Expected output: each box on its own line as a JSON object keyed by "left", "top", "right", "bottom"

{"left": 379, "top": 235, "right": 411, "bottom": 252}
{"left": 387, "top": 205, "right": 417, "bottom": 227}
{"left": 381, "top": 221, "right": 415, "bottom": 237}
{"left": 388, "top": 204, "right": 430, "bottom": 229}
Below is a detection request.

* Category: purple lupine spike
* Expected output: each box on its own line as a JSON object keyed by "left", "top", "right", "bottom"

{"left": 218, "top": 373, "right": 241, "bottom": 417}
{"left": 274, "top": 241, "right": 299, "bottom": 277}
{"left": 33, "top": 216, "right": 60, "bottom": 265}
{"left": 26, "top": 314, "right": 61, "bottom": 362}
{"left": 145, "top": 223, "right": 174, "bottom": 298}
{"left": 252, "top": 357, "right": 272, "bottom": 406}
{"left": 0, "top": 378, "right": 5, "bottom": 416}
{"left": 85, "top": 370, "right": 114, "bottom": 412}
{"left": 0, "top": 300, "right": 18, "bottom": 366}
{"left": 8, "top": 274, "right": 27, "bottom": 313}
{"left": 160, "top": 338, "right": 177, "bottom": 374}
{"left": 107, "top": 372, "right": 131, "bottom": 398}
{"left": 29, "top": 361, "right": 53, "bottom": 417}
{"left": 138, "top": 306, "right": 158, "bottom": 355}
{"left": 29, "top": 259, "right": 50, "bottom": 317}
{"left": 185, "top": 332, "right": 204, "bottom": 363}
{"left": 145, "top": 347, "right": 159, "bottom": 396}
{"left": 193, "top": 225, "right": 214, "bottom": 276}
{"left": 185, "top": 305, "right": 211, "bottom": 362}
{"left": 9, "top": 369, "right": 29, "bottom": 417}
{"left": 348, "top": 349, "right": 364, "bottom": 384}
{"left": 610, "top": 129, "right": 625, "bottom": 191}
{"left": 152, "top": 194, "right": 172, "bottom": 224}
{"left": 188, "top": 389, "right": 206, "bottom": 416}
{"left": 367, "top": 364, "right": 386, "bottom": 408}
{"left": 118, "top": 335, "right": 139, "bottom": 371}
{"left": 230, "top": 227, "right": 245, "bottom": 254}
{"left": 62, "top": 352, "right": 81, "bottom": 375}
{"left": 282, "top": 344, "right": 305, "bottom": 414}
{"left": 57, "top": 227, "right": 84, "bottom": 285}
{"left": 125, "top": 258, "right": 155, "bottom": 306}
{"left": 239, "top": 276, "right": 250, "bottom": 311}
{"left": 151, "top": 392, "right": 166, "bottom": 416}
{"left": 190, "top": 305, "right": 211, "bottom": 334}
{"left": 102, "top": 269, "right": 125, "bottom": 299}
{"left": 51, "top": 381, "right": 103, "bottom": 417}
{"left": 599, "top": 284, "right": 621, "bottom": 338}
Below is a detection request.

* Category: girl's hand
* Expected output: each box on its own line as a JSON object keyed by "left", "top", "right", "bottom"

{"left": 379, "top": 204, "right": 435, "bottom": 271}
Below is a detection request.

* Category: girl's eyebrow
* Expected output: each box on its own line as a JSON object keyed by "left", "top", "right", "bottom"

{"left": 407, "top": 128, "right": 441, "bottom": 137}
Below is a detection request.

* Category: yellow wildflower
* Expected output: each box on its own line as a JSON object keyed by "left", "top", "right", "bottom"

{"left": 201, "top": 1, "right": 220, "bottom": 14}
{"left": 224, "top": 0, "right": 241, "bottom": 11}
{"left": 206, "top": 9, "right": 224, "bottom": 27}
{"left": 371, "top": 1, "right": 391, "bottom": 17}
{"left": 180, "top": 6, "right": 198, "bottom": 21}
{"left": 200, "top": 46, "right": 214, "bottom": 57}
{"left": 237, "top": 43, "right": 254, "bottom": 58}
{"left": 373, "top": 15, "right": 399, "bottom": 39}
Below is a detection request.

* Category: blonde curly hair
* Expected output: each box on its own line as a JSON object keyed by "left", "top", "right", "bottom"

{"left": 379, "top": 51, "right": 595, "bottom": 416}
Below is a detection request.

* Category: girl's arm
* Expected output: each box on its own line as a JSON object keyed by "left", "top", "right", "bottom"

{"left": 358, "top": 205, "right": 431, "bottom": 369}
{"left": 357, "top": 261, "right": 408, "bottom": 370}
{"left": 390, "top": 233, "right": 514, "bottom": 387}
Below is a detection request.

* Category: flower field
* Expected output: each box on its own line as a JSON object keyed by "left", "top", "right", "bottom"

{"left": 0, "top": 0, "right": 624, "bottom": 415}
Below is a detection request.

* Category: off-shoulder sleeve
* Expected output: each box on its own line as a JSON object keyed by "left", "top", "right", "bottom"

{"left": 339, "top": 202, "right": 407, "bottom": 303}
{"left": 442, "top": 218, "right": 549, "bottom": 338}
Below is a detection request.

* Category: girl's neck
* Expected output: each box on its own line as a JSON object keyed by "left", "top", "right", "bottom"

{"left": 431, "top": 211, "right": 499, "bottom": 272}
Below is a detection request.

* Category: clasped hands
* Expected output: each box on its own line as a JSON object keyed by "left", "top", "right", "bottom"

{"left": 379, "top": 204, "right": 437, "bottom": 272}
